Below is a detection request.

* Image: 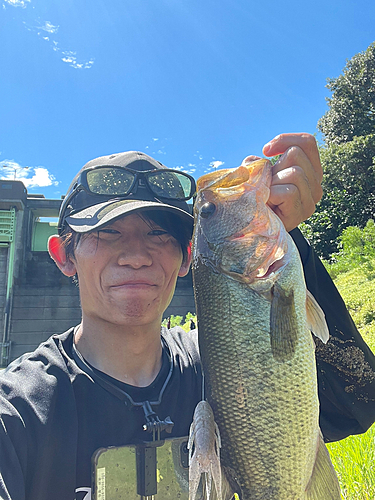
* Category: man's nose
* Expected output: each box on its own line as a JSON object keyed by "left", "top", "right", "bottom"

{"left": 116, "top": 236, "right": 153, "bottom": 268}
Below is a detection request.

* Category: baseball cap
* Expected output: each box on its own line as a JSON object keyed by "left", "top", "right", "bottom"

{"left": 58, "top": 151, "right": 195, "bottom": 235}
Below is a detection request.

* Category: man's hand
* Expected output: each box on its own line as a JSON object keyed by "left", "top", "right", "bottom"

{"left": 242, "top": 133, "right": 323, "bottom": 232}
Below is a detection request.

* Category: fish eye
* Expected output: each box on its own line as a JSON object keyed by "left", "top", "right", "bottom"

{"left": 200, "top": 202, "right": 216, "bottom": 219}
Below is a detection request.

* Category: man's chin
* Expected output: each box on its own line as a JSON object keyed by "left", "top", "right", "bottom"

{"left": 112, "top": 301, "right": 163, "bottom": 324}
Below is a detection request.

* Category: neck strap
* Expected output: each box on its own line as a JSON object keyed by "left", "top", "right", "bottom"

{"left": 71, "top": 334, "right": 175, "bottom": 438}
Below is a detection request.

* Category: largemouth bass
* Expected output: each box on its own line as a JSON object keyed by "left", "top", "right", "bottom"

{"left": 190, "top": 159, "right": 341, "bottom": 500}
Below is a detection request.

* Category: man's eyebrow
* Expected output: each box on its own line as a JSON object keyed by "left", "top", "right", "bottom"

{"left": 139, "top": 214, "right": 158, "bottom": 230}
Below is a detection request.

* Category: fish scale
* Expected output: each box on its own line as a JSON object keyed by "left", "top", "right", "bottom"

{"left": 194, "top": 256, "right": 318, "bottom": 499}
{"left": 190, "top": 159, "right": 341, "bottom": 500}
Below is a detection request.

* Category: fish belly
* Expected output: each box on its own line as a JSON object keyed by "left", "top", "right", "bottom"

{"left": 194, "top": 262, "right": 319, "bottom": 500}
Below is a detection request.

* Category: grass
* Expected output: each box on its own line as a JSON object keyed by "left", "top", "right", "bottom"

{"left": 327, "top": 425, "right": 375, "bottom": 500}
{"left": 332, "top": 261, "right": 375, "bottom": 353}
{"left": 326, "top": 258, "right": 375, "bottom": 499}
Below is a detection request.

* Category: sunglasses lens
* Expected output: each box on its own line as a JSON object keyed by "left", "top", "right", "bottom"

{"left": 86, "top": 167, "right": 135, "bottom": 195}
{"left": 147, "top": 171, "right": 193, "bottom": 200}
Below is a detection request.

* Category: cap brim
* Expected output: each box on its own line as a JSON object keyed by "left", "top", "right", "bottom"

{"left": 65, "top": 199, "right": 194, "bottom": 234}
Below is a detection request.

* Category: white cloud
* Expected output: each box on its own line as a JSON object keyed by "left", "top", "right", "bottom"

{"left": 27, "top": 19, "right": 59, "bottom": 34}
{"left": 209, "top": 160, "right": 224, "bottom": 170}
{"left": 0, "top": 161, "right": 58, "bottom": 189}
{"left": 61, "top": 56, "right": 75, "bottom": 64}
{"left": 61, "top": 51, "right": 94, "bottom": 69}
{"left": 174, "top": 164, "right": 196, "bottom": 175}
{"left": 20, "top": 17, "right": 94, "bottom": 70}
{"left": 24, "top": 167, "right": 58, "bottom": 188}
{"left": 187, "top": 163, "right": 196, "bottom": 174}
{"left": 152, "top": 138, "right": 159, "bottom": 142}
{"left": 3, "top": 0, "right": 30, "bottom": 8}
{"left": 0, "top": 161, "right": 27, "bottom": 180}
{"left": 39, "top": 20, "right": 58, "bottom": 33}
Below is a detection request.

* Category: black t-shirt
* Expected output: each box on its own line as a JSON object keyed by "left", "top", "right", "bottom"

{"left": 290, "top": 228, "right": 375, "bottom": 441}
{"left": 72, "top": 333, "right": 199, "bottom": 491}
{"left": 0, "top": 229, "right": 374, "bottom": 500}
{"left": 0, "top": 327, "right": 202, "bottom": 500}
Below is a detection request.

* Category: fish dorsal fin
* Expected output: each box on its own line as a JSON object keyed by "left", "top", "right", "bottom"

{"left": 305, "top": 432, "right": 341, "bottom": 500}
{"left": 242, "top": 158, "right": 272, "bottom": 187}
{"left": 270, "top": 283, "right": 298, "bottom": 362}
{"left": 306, "top": 290, "right": 329, "bottom": 344}
{"left": 197, "top": 166, "right": 250, "bottom": 192}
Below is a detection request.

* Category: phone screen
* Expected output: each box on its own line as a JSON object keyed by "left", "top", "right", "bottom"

{"left": 92, "top": 436, "right": 195, "bottom": 500}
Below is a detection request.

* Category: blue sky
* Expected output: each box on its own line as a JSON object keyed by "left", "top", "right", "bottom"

{"left": 1, "top": 0, "right": 375, "bottom": 201}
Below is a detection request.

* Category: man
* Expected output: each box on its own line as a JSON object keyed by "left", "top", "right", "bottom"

{"left": 0, "top": 134, "right": 374, "bottom": 500}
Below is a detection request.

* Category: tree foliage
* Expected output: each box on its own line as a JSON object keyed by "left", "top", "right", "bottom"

{"left": 300, "top": 43, "right": 375, "bottom": 259}
{"left": 318, "top": 42, "right": 375, "bottom": 145}
{"left": 323, "top": 219, "right": 375, "bottom": 280}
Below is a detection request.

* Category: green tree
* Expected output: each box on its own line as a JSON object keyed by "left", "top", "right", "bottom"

{"left": 300, "top": 43, "right": 375, "bottom": 259}
{"left": 323, "top": 219, "right": 375, "bottom": 279}
{"left": 318, "top": 42, "right": 375, "bottom": 145}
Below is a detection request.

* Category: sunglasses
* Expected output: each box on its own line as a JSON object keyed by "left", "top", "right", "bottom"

{"left": 78, "top": 165, "right": 196, "bottom": 199}
{"left": 61, "top": 165, "right": 196, "bottom": 217}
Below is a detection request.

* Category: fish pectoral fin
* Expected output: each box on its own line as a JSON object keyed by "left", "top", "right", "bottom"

{"left": 270, "top": 283, "right": 298, "bottom": 362}
{"left": 305, "top": 432, "right": 342, "bottom": 500}
{"left": 188, "top": 400, "right": 224, "bottom": 500}
{"left": 306, "top": 290, "right": 330, "bottom": 344}
{"left": 189, "top": 456, "right": 202, "bottom": 500}
{"left": 205, "top": 472, "right": 213, "bottom": 499}
{"left": 188, "top": 403, "right": 239, "bottom": 500}
{"left": 204, "top": 471, "right": 237, "bottom": 500}
{"left": 192, "top": 464, "right": 236, "bottom": 500}
{"left": 203, "top": 472, "right": 237, "bottom": 500}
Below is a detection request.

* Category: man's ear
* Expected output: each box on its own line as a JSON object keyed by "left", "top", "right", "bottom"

{"left": 48, "top": 235, "right": 77, "bottom": 277}
{"left": 178, "top": 241, "right": 192, "bottom": 277}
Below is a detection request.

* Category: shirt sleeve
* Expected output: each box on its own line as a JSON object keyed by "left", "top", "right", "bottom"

{"left": 0, "top": 397, "right": 27, "bottom": 500}
{"left": 290, "top": 227, "right": 375, "bottom": 442}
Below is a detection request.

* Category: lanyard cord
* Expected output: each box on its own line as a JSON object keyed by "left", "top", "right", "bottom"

{"left": 71, "top": 335, "right": 175, "bottom": 438}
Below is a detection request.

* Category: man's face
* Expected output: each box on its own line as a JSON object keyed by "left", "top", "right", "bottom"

{"left": 70, "top": 213, "right": 190, "bottom": 328}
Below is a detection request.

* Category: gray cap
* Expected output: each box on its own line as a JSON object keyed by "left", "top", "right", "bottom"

{"left": 58, "top": 151, "right": 194, "bottom": 235}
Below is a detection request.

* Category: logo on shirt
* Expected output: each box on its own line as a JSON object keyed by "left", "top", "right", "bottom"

{"left": 75, "top": 487, "right": 91, "bottom": 500}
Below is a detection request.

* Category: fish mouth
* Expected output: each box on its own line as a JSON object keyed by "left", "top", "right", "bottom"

{"left": 220, "top": 231, "right": 288, "bottom": 283}
{"left": 255, "top": 256, "right": 286, "bottom": 279}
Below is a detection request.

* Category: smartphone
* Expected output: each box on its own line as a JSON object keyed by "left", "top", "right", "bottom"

{"left": 92, "top": 436, "right": 199, "bottom": 500}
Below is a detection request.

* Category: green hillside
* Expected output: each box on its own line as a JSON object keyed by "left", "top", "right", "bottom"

{"left": 327, "top": 259, "right": 375, "bottom": 500}
{"left": 332, "top": 262, "right": 375, "bottom": 352}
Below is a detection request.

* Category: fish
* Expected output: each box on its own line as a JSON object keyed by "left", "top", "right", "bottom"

{"left": 190, "top": 158, "right": 341, "bottom": 500}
